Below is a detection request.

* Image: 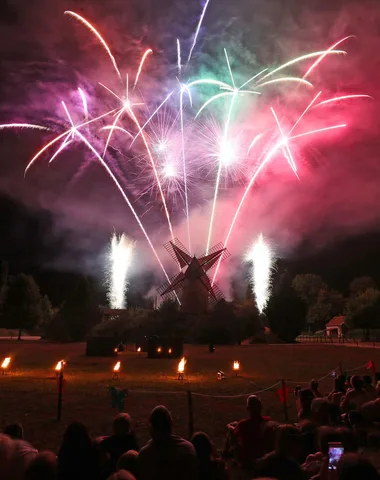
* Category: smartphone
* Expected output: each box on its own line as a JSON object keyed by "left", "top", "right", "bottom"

{"left": 328, "top": 442, "right": 344, "bottom": 470}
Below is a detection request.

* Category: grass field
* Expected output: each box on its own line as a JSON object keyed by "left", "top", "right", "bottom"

{"left": 0, "top": 341, "right": 379, "bottom": 452}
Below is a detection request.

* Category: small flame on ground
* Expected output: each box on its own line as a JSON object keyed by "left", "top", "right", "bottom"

{"left": 168, "top": 348, "right": 172, "bottom": 354}
{"left": 178, "top": 357, "right": 186, "bottom": 373}
{"left": 1, "top": 357, "right": 11, "bottom": 369}
{"left": 55, "top": 360, "right": 65, "bottom": 371}
{"left": 114, "top": 361, "right": 121, "bottom": 372}
{"left": 233, "top": 360, "right": 240, "bottom": 370}
{"left": 157, "top": 347, "right": 162, "bottom": 353}
{"left": 137, "top": 347, "right": 141, "bottom": 352}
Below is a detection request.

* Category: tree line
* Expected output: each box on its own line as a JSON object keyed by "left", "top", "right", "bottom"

{"left": 0, "top": 260, "right": 378, "bottom": 343}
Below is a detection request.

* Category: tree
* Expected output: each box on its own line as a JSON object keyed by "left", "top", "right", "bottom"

{"left": 349, "top": 277, "right": 376, "bottom": 297}
{"left": 235, "top": 299, "right": 264, "bottom": 341}
{"left": 39, "top": 294, "right": 55, "bottom": 336}
{"left": 265, "top": 275, "right": 307, "bottom": 342}
{"left": 192, "top": 300, "right": 238, "bottom": 344}
{"left": 0, "top": 261, "right": 8, "bottom": 310}
{"left": 2, "top": 274, "right": 42, "bottom": 340}
{"left": 55, "top": 276, "right": 101, "bottom": 341}
{"left": 152, "top": 299, "right": 185, "bottom": 337}
{"left": 292, "top": 274, "right": 327, "bottom": 306}
{"left": 345, "top": 288, "right": 380, "bottom": 339}
{"left": 306, "top": 289, "right": 345, "bottom": 331}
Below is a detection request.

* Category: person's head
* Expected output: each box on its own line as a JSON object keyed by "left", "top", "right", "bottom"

{"left": 63, "top": 421, "right": 91, "bottom": 447}
{"left": 246, "top": 395, "right": 262, "bottom": 418}
{"left": 337, "top": 428, "right": 358, "bottom": 453}
{"left": 310, "top": 379, "right": 319, "bottom": 391}
{"left": 298, "top": 389, "right": 314, "bottom": 410}
{"left": 24, "top": 451, "right": 57, "bottom": 480}
{"left": 363, "top": 375, "right": 373, "bottom": 387}
{"left": 318, "top": 426, "right": 343, "bottom": 454}
{"left": 107, "top": 472, "right": 136, "bottom": 480}
{"left": 334, "top": 377, "right": 346, "bottom": 393}
{"left": 311, "top": 398, "right": 331, "bottom": 425}
{"left": 347, "top": 410, "right": 366, "bottom": 430}
{"left": 275, "top": 424, "right": 301, "bottom": 459}
{"left": 117, "top": 450, "right": 139, "bottom": 477}
{"left": 337, "top": 453, "right": 380, "bottom": 480}
{"left": 113, "top": 413, "right": 132, "bottom": 436}
{"left": 328, "top": 402, "right": 342, "bottom": 425}
{"left": 350, "top": 376, "right": 364, "bottom": 391}
{"left": 191, "top": 432, "right": 214, "bottom": 462}
{"left": 3, "top": 422, "right": 23, "bottom": 440}
{"left": 149, "top": 405, "right": 172, "bottom": 441}
{"left": 299, "top": 421, "right": 317, "bottom": 459}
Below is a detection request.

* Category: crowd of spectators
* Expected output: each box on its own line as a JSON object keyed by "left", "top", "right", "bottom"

{"left": 2, "top": 374, "right": 380, "bottom": 480}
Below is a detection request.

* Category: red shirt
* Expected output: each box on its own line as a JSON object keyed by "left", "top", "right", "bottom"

{"left": 234, "top": 416, "right": 271, "bottom": 468}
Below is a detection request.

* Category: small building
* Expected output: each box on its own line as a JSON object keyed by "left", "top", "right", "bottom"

{"left": 326, "top": 316, "right": 347, "bottom": 338}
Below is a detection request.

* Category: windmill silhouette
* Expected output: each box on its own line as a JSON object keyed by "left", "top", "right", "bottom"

{"left": 157, "top": 238, "right": 230, "bottom": 314}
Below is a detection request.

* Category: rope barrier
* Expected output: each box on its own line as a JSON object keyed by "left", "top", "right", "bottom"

{"left": 96, "top": 359, "right": 370, "bottom": 400}
{"left": 191, "top": 382, "right": 282, "bottom": 399}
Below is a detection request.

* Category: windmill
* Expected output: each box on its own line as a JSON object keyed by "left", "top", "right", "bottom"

{"left": 157, "top": 238, "right": 230, "bottom": 314}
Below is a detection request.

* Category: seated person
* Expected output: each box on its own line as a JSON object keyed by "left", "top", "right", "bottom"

{"left": 341, "top": 376, "right": 372, "bottom": 412}
{"left": 232, "top": 395, "right": 273, "bottom": 469}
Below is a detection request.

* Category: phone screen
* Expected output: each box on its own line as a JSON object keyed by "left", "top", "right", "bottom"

{"left": 328, "top": 445, "right": 344, "bottom": 470}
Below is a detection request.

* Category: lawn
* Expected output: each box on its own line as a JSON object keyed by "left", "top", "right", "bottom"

{"left": 0, "top": 341, "right": 378, "bottom": 452}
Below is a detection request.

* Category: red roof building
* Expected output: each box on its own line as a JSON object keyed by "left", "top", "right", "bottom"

{"left": 326, "top": 316, "right": 347, "bottom": 337}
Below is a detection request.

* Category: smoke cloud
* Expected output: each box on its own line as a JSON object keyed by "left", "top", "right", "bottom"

{"left": 0, "top": 0, "right": 379, "bottom": 298}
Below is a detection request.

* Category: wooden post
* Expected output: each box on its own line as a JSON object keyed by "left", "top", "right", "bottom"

{"left": 187, "top": 391, "right": 194, "bottom": 439}
{"left": 281, "top": 380, "right": 289, "bottom": 422}
{"left": 57, "top": 370, "right": 64, "bottom": 422}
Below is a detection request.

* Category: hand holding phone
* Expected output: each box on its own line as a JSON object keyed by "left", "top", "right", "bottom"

{"left": 328, "top": 442, "right": 344, "bottom": 470}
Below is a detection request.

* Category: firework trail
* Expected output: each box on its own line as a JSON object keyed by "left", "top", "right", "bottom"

{"left": 134, "top": 49, "right": 153, "bottom": 89}
{"left": 64, "top": 11, "right": 121, "bottom": 80}
{"left": 107, "top": 233, "right": 135, "bottom": 309}
{"left": 0, "top": 106, "right": 173, "bottom": 291}
{"left": 246, "top": 233, "right": 274, "bottom": 313}
{"left": 22, "top": 108, "right": 118, "bottom": 174}
{"left": 180, "top": 88, "right": 191, "bottom": 251}
{"left": 302, "top": 36, "right": 354, "bottom": 79}
{"left": 78, "top": 88, "right": 88, "bottom": 119}
{"left": 212, "top": 102, "right": 348, "bottom": 284}
{"left": 187, "top": 0, "right": 211, "bottom": 64}
{"left": 0, "top": 124, "right": 49, "bottom": 131}
{"left": 102, "top": 84, "right": 176, "bottom": 242}
{"left": 177, "top": 39, "right": 182, "bottom": 74}
{"left": 312, "top": 94, "right": 373, "bottom": 108}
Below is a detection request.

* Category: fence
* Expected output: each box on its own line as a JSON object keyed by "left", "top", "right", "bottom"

{"left": 296, "top": 335, "right": 378, "bottom": 346}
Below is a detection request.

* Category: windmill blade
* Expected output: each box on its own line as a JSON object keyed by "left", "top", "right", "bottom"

{"left": 164, "top": 238, "right": 192, "bottom": 268}
{"left": 208, "top": 283, "right": 225, "bottom": 307}
{"left": 199, "top": 243, "right": 231, "bottom": 272}
{"left": 157, "top": 271, "right": 185, "bottom": 296}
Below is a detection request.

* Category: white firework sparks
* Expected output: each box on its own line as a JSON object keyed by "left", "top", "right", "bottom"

{"left": 107, "top": 233, "right": 135, "bottom": 309}
{"left": 246, "top": 233, "right": 274, "bottom": 313}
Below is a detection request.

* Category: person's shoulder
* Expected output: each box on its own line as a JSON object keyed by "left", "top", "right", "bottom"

{"left": 172, "top": 435, "right": 195, "bottom": 448}
{"left": 138, "top": 440, "right": 154, "bottom": 458}
{"left": 236, "top": 418, "right": 250, "bottom": 428}
{"left": 14, "top": 439, "right": 38, "bottom": 456}
{"left": 100, "top": 435, "right": 112, "bottom": 446}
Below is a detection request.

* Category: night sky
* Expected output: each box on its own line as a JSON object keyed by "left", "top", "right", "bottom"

{"left": 1, "top": 0, "right": 380, "bottom": 304}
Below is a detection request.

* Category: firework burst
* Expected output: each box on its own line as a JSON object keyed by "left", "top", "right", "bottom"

{"left": 0, "top": 5, "right": 372, "bottom": 297}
